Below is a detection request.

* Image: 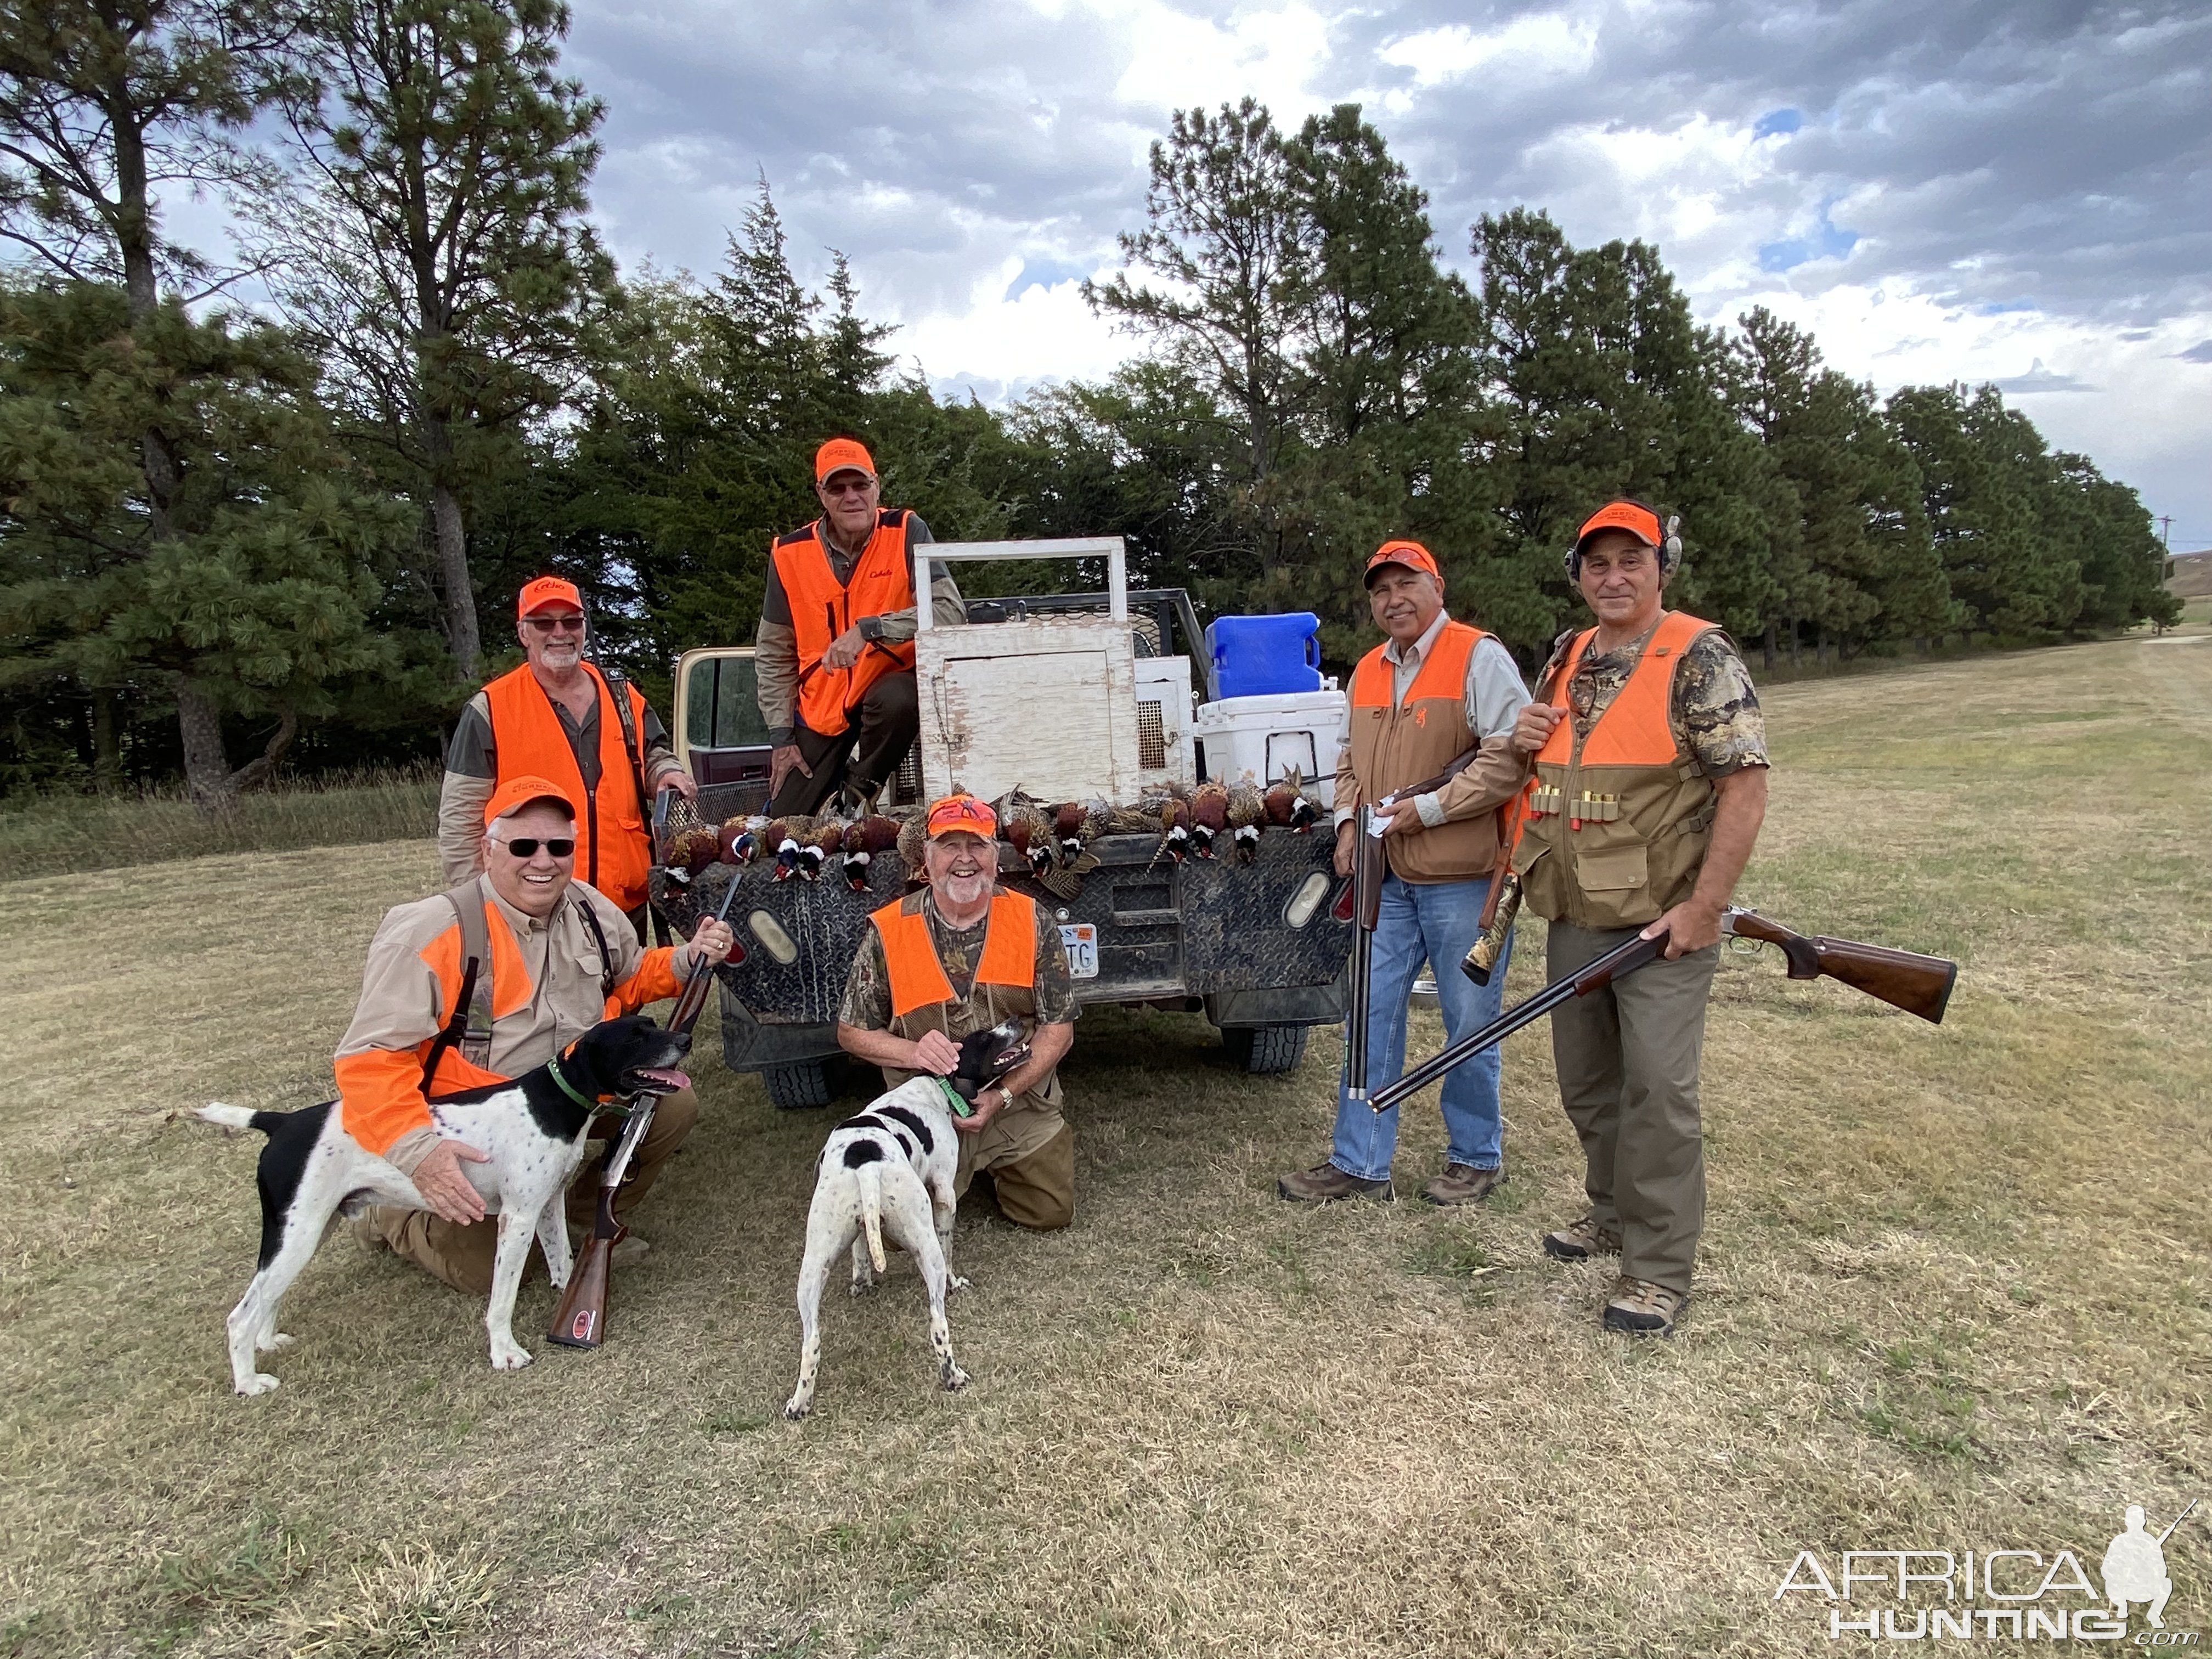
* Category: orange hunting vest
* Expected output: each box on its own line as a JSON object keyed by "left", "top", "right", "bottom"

{"left": 1513, "top": 611, "right": 1718, "bottom": 930}
{"left": 481, "top": 663, "right": 654, "bottom": 913}
{"left": 871, "top": 890, "right": 1039, "bottom": 1020}
{"left": 772, "top": 510, "right": 918, "bottom": 737}
{"left": 1347, "top": 619, "right": 1499, "bottom": 882}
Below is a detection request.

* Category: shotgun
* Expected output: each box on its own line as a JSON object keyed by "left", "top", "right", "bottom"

{"left": 1374, "top": 904, "right": 1956, "bottom": 1113}
{"left": 1331, "top": 742, "right": 1486, "bottom": 925}
{"left": 549, "top": 872, "right": 743, "bottom": 1350}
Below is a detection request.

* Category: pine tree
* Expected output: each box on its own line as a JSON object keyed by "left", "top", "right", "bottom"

{"left": 267, "top": 0, "right": 614, "bottom": 681}
{"left": 0, "top": 281, "right": 409, "bottom": 804}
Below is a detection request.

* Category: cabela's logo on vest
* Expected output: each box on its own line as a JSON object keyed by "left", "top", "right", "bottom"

{"left": 1772, "top": 1499, "right": 2198, "bottom": 1643}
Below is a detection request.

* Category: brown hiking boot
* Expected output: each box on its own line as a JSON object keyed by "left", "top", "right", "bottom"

{"left": 1420, "top": 1163, "right": 1507, "bottom": 1206}
{"left": 1276, "top": 1161, "right": 1393, "bottom": 1204}
{"left": 1603, "top": 1275, "right": 1688, "bottom": 1338}
{"left": 1542, "top": 1214, "right": 1622, "bottom": 1262}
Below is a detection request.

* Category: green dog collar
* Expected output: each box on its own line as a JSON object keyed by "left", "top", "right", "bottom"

{"left": 546, "top": 1054, "right": 602, "bottom": 1113}
{"left": 933, "top": 1076, "right": 975, "bottom": 1120}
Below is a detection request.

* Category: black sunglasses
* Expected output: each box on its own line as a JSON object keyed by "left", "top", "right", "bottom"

{"left": 494, "top": 836, "right": 575, "bottom": 859}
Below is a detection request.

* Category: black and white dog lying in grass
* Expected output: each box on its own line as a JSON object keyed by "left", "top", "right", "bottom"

{"left": 783, "top": 1020, "right": 1031, "bottom": 1420}
{"left": 196, "top": 1014, "right": 692, "bottom": 1395}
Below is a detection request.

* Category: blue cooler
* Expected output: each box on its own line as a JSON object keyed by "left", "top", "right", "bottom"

{"left": 1206, "top": 612, "right": 1323, "bottom": 701}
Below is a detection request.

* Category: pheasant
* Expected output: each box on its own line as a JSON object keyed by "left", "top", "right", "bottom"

{"left": 1265, "top": 766, "right": 1320, "bottom": 833}
{"left": 802, "top": 819, "right": 847, "bottom": 882}
{"left": 1150, "top": 795, "right": 1193, "bottom": 867}
{"left": 669, "top": 825, "right": 721, "bottom": 876}
{"left": 718, "top": 814, "right": 769, "bottom": 867}
{"left": 895, "top": 810, "right": 928, "bottom": 875}
{"left": 841, "top": 815, "right": 902, "bottom": 891}
{"left": 765, "top": 815, "right": 816, "bottom": 882}
{"left": 1188, "top": 780, "right": 1231, "bottom": 860}
{"left": 1226, "top": 774, "right": 1268, "bottom": 865}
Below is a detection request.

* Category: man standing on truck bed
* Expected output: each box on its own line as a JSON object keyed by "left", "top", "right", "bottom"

{"left": 836, "top": 793, "right": 1080, "bottom": 1229}
{"left": 1509, "top": 500, "right": 1768, "bottom": 1338}
{"left": 757, "top": 438, "right": 966, "bottom": 815}
{"left": 1278, "top": 540, "right": 1532, "bottom": 1208}
{"left": 437, "top": 576, "right": 696, "bottom": 940}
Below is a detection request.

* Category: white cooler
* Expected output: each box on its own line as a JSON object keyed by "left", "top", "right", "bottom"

{"left": 1193, "top": 686, "right": 1345, "bottom": 808}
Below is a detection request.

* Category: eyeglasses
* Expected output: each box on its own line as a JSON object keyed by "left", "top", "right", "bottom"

{"left": 524, "top": 614, "right": 586, "bottom": 634}
{"left": 820, "top": 476, "right": 874, "bottom": 498}
{"left": 492, "top": 836, "right": 575, "bottom": 859}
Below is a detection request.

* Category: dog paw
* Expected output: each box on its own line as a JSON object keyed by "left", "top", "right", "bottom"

{"left": 257, "top": 1331, "right": 297, "bottom": 1352}
{"left": 782, "top": 1398, "right": 811, "bottom": 1421}
{"left": 848, "top": 1277, "right": 877, "bottom": 1297}
{"left": 941, "top": 1365, "right": 970, "bottom": 1393}
{"left": 488, "top": 1340, "right": 533, "bottom": 1371}
{"left": 947, "top": 1274, "right": 973, "bottom": 1293}
{"left": 236, "top": 1373, "right": 281, "bottom": 1396}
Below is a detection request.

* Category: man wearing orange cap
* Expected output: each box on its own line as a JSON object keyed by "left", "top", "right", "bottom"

{"left": 437, "top": 576, "right": 695, "bottom": 939}
{"left": 1278, "top": 540, "right": 1533, "bottom": 1209}
{"left": 1508, "top": 499, "right": 1769, "bottom": 1338}
{"left": 834, "top": 794, "right": 1080, "bottom": 1229}
{"left": 342, "top": 776, "right": 735, "bottom": 1293}
{"left": 755, "top": 438, "right": 965, "bottom": 815}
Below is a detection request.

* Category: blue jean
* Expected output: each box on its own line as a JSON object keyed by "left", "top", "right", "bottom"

{"left": 1331, "top": 871, "right": 1511, "bottom": 1180}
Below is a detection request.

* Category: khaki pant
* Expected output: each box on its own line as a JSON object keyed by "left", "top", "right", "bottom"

{"left": 1547, "top": 922, "right": 1718, "bottom": 1295}
{"left": 956, "top": 1115, "right": 1075, "bottom": 1231}
{"left": 363, "top": 1086, "right": 698, "bottom": 1296}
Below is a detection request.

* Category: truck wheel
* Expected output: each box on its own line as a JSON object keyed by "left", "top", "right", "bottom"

{"left": 761, "top": 1060, "right": 833, "bottom": 1110}
{"left": 1223, "top": 1024, "right": 1308, "bottom": 1074}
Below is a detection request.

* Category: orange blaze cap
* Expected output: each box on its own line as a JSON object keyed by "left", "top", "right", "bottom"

{"left": 484, "top": 773, "right": 579, "bottom": 830}
{"left": 925, "top": 793, "right": 997, "bottom": 839}
{"left": 516, "top": 575, "right": 584, "bottom": 618}
{"left": 1574, "top": 501, "right": 1664, "bottom": 552}
{"left": 1364, "top": 539, "right": 1441, "bottom": 588}
{"left": 815, "top": 437, "right": 877, "bottom": 483}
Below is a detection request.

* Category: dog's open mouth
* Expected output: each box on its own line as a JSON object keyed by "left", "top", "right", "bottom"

{"left": 623, "top": 1067, "right": 692, "bottom": 1093}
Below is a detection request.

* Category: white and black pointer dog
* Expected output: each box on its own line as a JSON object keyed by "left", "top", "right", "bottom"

{"left": 783, "top": 1020, "right": 1031, "bottom": 1420}
{"left": 196, "top": 1014, "right": 692, "bottom": 1395}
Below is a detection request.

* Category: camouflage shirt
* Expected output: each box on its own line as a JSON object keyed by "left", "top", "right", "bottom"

{"left": 838, "top": 890, "right": 1081, "bottom": 1031}
{"left": 1543, "top": 617, "right": 1770, "bottom": 779}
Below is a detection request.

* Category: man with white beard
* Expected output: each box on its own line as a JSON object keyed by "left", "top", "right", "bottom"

{"left": 836, "top": 793, "right": 1080, "bottom": 1229}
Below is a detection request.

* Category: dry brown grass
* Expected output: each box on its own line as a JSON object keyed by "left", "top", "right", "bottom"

{"left": 2, "top": 630, "right": 2207, "bottom": 1657}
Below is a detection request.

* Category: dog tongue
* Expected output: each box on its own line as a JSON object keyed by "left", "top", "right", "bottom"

{"left": 638, "top": 1068, "right": 691, "bottom": 1091}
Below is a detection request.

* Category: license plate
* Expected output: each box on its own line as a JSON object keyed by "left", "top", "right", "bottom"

{"left": 1059, "top": 923, "right": 1098, "bottom": 979}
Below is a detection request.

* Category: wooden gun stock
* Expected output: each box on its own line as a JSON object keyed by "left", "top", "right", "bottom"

{"left": 1723, "top": 910, "right": 1956, "bottom": 1024}
{"left": 546, "top": 1096, "right": 656, "bottom": 1350}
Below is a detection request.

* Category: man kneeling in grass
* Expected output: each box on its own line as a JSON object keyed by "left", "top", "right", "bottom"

{"left": 1509, "top": 501, "right": 1769, "bottom": 1338}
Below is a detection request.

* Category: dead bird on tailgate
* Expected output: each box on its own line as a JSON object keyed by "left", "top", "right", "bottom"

{"left": 992, "top": 787, "right": 1056, "bottom": 883}
{"left": 765, "top": 815, "right": 816, "bottom": 881}
{"left": 895, "top": 810, "right": 928, "bottom": 877}
{"left": 804, "top": 819, "right": 848, "bottom": 882}
{"left": 719, "top": 814, "right": 769, "bottom": 867}
{"left": 668, "top": 825, "right": 722, "bottom": 877}
{"left": 1188, "top": 780, "right": 1231, "bottom": 860}
{"left": 1148, "top": 794, "right": 1193, "bottom": 867}
{"left": 1053, "top": 797, "right": 1110, "bottom": 863}
{"left": 841, "top": 815, "right": 902, "bottom": 891}
{"left": 1227, "top": 774, "right": 1267, "bottom": 865}
{"left": 1264, "top": 766, "right": 1319, "bottom": 833}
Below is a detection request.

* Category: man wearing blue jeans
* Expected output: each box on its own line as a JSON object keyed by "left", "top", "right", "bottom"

{"left": 1279, "top": 540, "right": 1532, "bottom": 1205}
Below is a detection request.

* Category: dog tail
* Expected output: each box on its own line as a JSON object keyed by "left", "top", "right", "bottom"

{"left": 195, "top": 1103, "right": 280, "bottom": 1136}
{"left": 855, "top": 1163, "right": 888, "bottom": 1273}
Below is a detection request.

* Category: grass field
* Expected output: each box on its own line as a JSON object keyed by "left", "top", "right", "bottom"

{"left": 3, "top": 630, "right": 2208, "bottom": 1657}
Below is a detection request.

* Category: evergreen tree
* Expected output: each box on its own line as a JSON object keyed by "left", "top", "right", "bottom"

{"left": 268, "top": 0, "right": 614, "bottom": 681}
{"left": 1087, "top": 99, "right": 1308, "bottom": 574}
{"left": 0, "top": 281, "right": 410, "bottom": 805}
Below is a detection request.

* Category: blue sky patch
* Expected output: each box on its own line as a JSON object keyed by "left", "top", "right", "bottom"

{"left": 1758, "top": 204, "right": 1859, "bottom": 273}
{"left": 1753, "top": 108, "right": 1803, "bottom": 139}
{"left": 1004, "top": 257, "right": 1092, "bottom": 301}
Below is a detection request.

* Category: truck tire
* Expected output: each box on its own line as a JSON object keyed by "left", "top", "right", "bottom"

{"left": 761, "top": 1060, "right": 833, "bottom": 1110}
{"left": 1223, "top": 1023, "right": 1309, "bottom": 1075}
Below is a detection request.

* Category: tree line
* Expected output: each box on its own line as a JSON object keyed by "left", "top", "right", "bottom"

{"left": 0, "top": 4, "right": 2178, "bottom": 806}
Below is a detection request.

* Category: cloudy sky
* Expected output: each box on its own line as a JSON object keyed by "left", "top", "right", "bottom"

{"left": 565, "top": 0, "right": 2212, "bottom": 545}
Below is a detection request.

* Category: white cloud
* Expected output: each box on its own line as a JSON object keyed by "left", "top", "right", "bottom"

{"left": 1377, "top": 13, "right": 1596, "bottom": 89}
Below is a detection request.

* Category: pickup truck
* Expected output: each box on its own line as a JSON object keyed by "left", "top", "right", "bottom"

{"left": 654, "top": 537, "right": 1352, "bottom": 1109}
